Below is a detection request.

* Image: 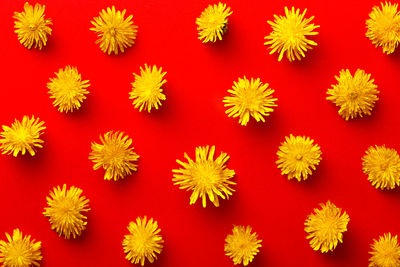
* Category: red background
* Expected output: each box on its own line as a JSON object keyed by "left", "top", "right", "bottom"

{"left": 1, "top": 0, "right": 400, "bottom": 266}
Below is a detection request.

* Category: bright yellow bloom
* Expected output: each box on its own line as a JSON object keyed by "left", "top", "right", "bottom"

{"left": 0, "top": 229, "right": 42, "bottom": 267}
{"left": 129, "top": 64, "right": 167, "bottom": 113}
{"left": 47, "top": 66, "right": 90, "bottom": 113}
{"left": 276, "top": 135, "right": 322, "bottom": 181}
{"left": 304, "top": 201, "right": 350, "bottom": 253}
{"left": 223, "top": 76, "right": 277, "bottom": 126}
{"left": 196, "top": 2, "right": 232, "bottom": 43}
{"left": 89, "top": 131, "right": 139, "bottom": 181}
{"left": 172, "top": 145, "right": 235, "bottom": 208}
{"left": 366, "top": 2, "right": 400, "bottom": 54}
{"left": 362, "top": 145, "right": 400, "bottom": 190}
{"left": 43, "top": 184, "right": 90, "bottom": 239}
{"left": 264, "top": 7, "right": 319, "bottom": 61}
{"left": 0, "top": 116, "right": 45, "bottom": 157}
{"left": 369, "top": 233, "right": 400, "bottom": 267}
{"left": 224, "top": 226, "right": 262, "bottom": 266}
{"left": 122, "top": 216, "right": 163, "bottom": 266}
{"left": 13, "top": 2, "right": 52, "bottom": 50}
{"left": 327, "top": 69, "right": 379, "bottom": 120}
{"left": 90, "top": 6, "right": 138, "bottom": 55}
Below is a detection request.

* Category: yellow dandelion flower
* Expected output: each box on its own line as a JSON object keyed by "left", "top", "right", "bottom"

{"left": 0, "top": 229, "right": 42, "bottom": 267}
{"left": 172, "top": 145, "right": 235, "bottom": 208}
{"left": 276, "top": 135, "right": 322, "bottom": 181}
{"left": 13, "top": 2, "right": 52, "bottom": 50}
{"left": 196, "top": 3, "right": 232, "bottom": 43}
{"left": 362, "top": 145, "right": 400, "bottom": 190}
{"left": 264, "top": 7, "right": 319, "bottom": 62}
{"left": 327, "top": 69, "right": 379, "bottom": 120}
{"left": 0, "top": 116, "right": 45, "bottom": 157}
{"left": 122, "top": 216, "right": 163, "bottom": 266}
{"left": 223, "top": 76, "right": 277, "bottom": 126}
{"left": 369, "top": 233, "right": 400, "bottom": 267}
{"left": 43, "top": 184, "right": 90, "bottom": 239}
{"left": 224, "top": 225, "right": 262, "bottom": 266}
{"left": 129, "top": 64, "right": 167, "bottom": 113}
{"left": 47, "top": 66, "right": 90, "bottom": 113}
{"left": 89, "top": 131, "right": 139, "bottom": 181}
{"left": 90, "top": 6, "right": 138, "bottom": 55}
{"left": 366, "top": 2, "right": 400, "bottom": 55}
{"left": 305, "top": 201, "right": 350, "bottom": 253}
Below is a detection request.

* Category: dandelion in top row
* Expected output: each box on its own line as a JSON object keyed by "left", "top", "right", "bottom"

{"left": 13, "top": 2, "right": 400, "bottom": 56}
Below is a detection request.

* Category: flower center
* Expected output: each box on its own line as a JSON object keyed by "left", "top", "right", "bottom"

{"left": 296, "top": 154, "right": 303, "bottom": 160}
{"left": 29, "top": 23, "right": 37, "bottom": 31}
{"left": 348, "top": 90, "right": 359, "bottom": 100}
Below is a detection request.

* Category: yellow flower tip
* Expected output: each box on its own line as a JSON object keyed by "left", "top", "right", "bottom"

{"left": 366, "top": 2, "right": 400, "bottom": 55}
{"left": 223, "top": 76, "right": 277, "bottom": 126}
{"left": 362, "top": 145, "right": 400, "bottom": 190}
{"left": 122, "top": 216, "right": 164, "bottom": 266}
{"left": 264, "top": 6, "right": 319, "bottom": 62}
{"left": 89, "top": 131, "right": 139, "bottom": 181}
{"left": 47, "top": 66, "right": 90, "bottom": 113}
{"left": 369, "top": 233, "right": 400, "bottom": 267}
{"left": 172, "top": 145, "right": 236, "bottom": 208}
{"left": 90, "top": 6, "right": 138, "bottom": 55}
{"left": 13, "top": 2, "right": 52, "bottom": 50}
{"left": 129, "top": 64, "right": 167, "bottom": 113}
{"left": 196, "top": 2, "right": 232, "bottom": 43}
{"left": 304, "top": 201, "right": 350, "bottom": 253}
{"left": 224, "top": 225, "right": 262, "bottom": 266}
{"left": 43, "top": 184, "right": 90, "bottom": 239}
{"left": 276, "top": 135, "right": 322, "bottom": 181}
{"left": 0, "top": 229, "right": 42, "bottom": 267}
{"left": 0, "top": 116, "right": 46, "bottom": 157}
{"left": 327, "top": 69, "right": 379, "bottom": 120}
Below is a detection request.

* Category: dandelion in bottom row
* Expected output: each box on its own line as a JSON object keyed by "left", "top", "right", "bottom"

{"left": 304, "top": 201, "right": 350, "bottom": 253}
{"left": 43, "top": 184, "right": 90, "bottom": 239}
{"left": 276, "top": 135, "right": 322, "bottom": 181}
{"left": 172, "top": 145, "right": 236, "bottom": 207}
{"left": 369, "top": 233, "right": 400, "bottom": 267}
{"left": 0, "top": 229, "right": 42, "bottom": 267}
{"left": 122, "top": 216, "right": 164, "bottom": 266}
{"left": 223, "top": 76, "right": 277, "bottom": 126}
{"left": 224, "top": 225, "right": 262, "bottom": 266}
{"left": 0, "top": 115, "right": 45, "bottom": 157}
{"left": 362, "top": 145, "right": 400, "bottom": 190}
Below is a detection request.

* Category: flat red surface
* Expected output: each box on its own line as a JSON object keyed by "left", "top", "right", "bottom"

{"left": 1, "top": 0, "right": 400, "bottom": 266}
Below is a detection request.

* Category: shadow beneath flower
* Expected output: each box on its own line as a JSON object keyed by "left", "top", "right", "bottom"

{"left": 65, "top": 94, "right": 95, "bottom": 120}
{"left": 324, "top": 229, "right": 358, "bottom": 264}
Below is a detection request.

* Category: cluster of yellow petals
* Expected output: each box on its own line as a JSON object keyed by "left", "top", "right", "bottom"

{"left": 224, "top": 225, "right": 262, "bottom": 266}
{"left": 89, "top": 131, "right": 140, "bottom": 181}
{"left": 43, "top": 185, "right": 90, "bottom": 239}
{"left": 0, "top": 116, "right": 45, "bottom": 157}
{"left": 264, "top": 7, "right": 319, "bottom": 61}
{"left": 0, "top": 229, "right": 42, "bottom": 267}
{"left": 122, "top": 217, "right": 164, "bottom": 266}
{"left": 13, "top": 2, "right": 52, "bottom": 50}
{"left": 90, "top": 6, "right": 138, "bottom": 55}
{"left": 173, "top": 145, "right": 236, "bottom": 207}
{"left": 223, "top": 76, "right": 277, "bottom": 126}
{"left": 304, "top": 201, "right": 350, "bottom": 253}
{"left": 196, "top": 3, "right": 232, "bottom": 43}
{"left": 369, "top": 233, "right": 400, "bottom": 267}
